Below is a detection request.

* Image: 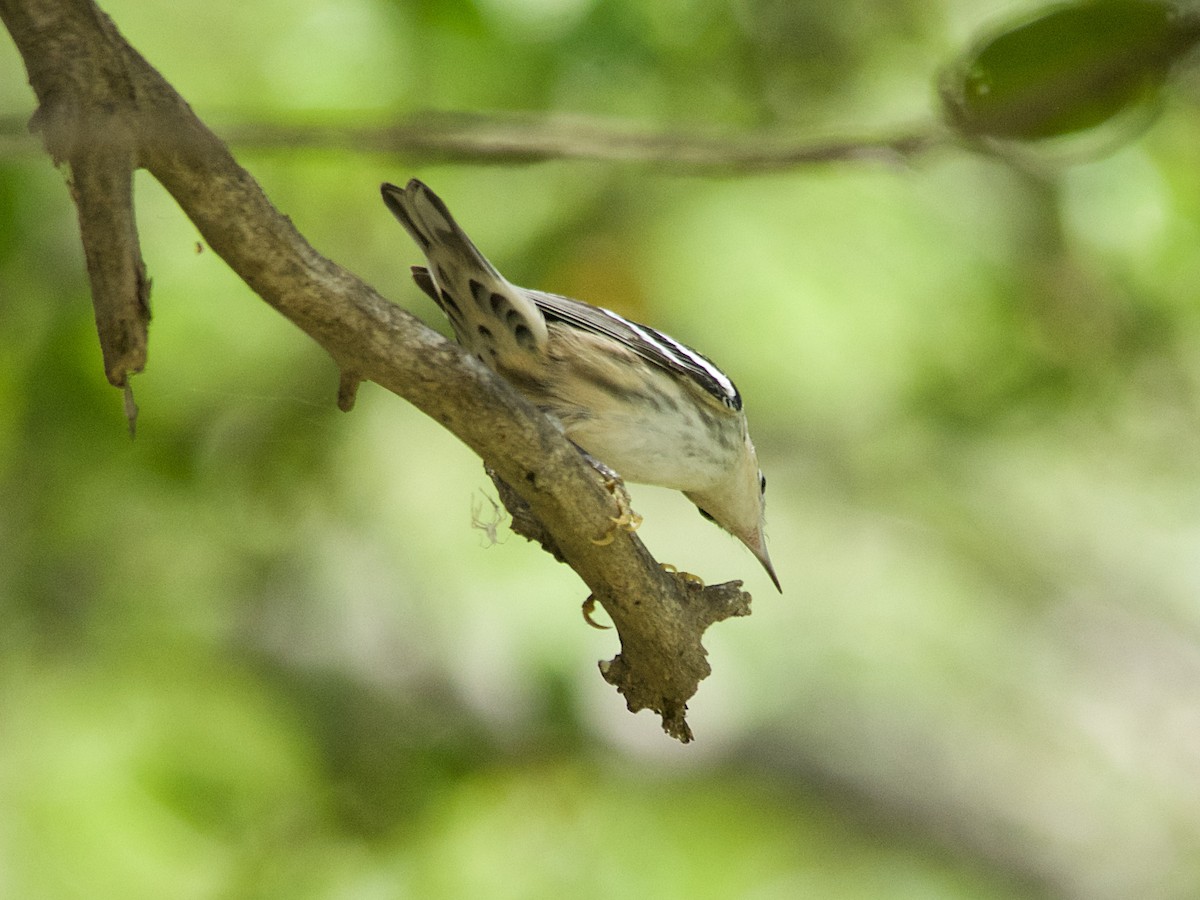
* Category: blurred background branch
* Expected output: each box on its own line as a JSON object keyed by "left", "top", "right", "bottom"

{"left": 0, "top": 110, "right": 943, "bottom": 170}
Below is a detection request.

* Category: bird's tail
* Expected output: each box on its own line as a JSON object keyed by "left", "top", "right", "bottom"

{"left": 381, "top": 180, "right": 548, "bottom": 359}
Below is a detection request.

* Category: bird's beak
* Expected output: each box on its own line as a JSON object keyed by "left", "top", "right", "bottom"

{"left": 741, "top": 528, "right": 781, "bottom": 593}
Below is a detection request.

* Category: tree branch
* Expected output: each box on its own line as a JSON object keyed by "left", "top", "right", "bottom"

{"left": 215, "top": 112, "right": 945, "bottom": 173}
{"left": 0, "top": 0, "right": 757, "bottom": 740}
{"left": 7, "top": 0, "right": 150, "bottom": 394}
{"left": 0, "top": 110, "right": 946, "bottom": 172}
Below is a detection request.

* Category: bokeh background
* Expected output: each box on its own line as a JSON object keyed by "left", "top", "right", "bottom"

{"left": 4, "top": 1, "right": 1200, "bottom": 897}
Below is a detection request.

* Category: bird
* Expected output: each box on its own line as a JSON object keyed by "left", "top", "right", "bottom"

{"left": 381, "top": 179, "right": 779, "bottom": 592}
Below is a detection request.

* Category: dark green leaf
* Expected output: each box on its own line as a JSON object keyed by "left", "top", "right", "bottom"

{"left": 941, "top": 0, "right": 1200, "bottom": 140}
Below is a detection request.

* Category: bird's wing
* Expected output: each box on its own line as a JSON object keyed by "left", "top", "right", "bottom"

{"left": 525, "top": 287, "right": 742, "bottom": 411}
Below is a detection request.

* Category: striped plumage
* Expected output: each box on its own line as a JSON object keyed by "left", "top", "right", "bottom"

{"left": 381, "top": 179, "right": 778, "bottom": 591}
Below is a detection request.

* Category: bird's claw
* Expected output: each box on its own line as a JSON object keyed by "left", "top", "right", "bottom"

{"left": 590, "top": 476, "right": 643, "bottom": 545}
{"left": 660, "top": 563, "right": 705, "bottom": 588}
{"left": 581, "top": 594, "right": 611, "bottom": 630}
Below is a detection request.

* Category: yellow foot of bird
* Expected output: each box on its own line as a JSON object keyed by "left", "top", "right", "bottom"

{"left": 660, "top": 563, "right": 705, "bottom": 588}
{"left": 581, "top": 594, "right": 611, "bottom": 630}
{"left": 590, "top": 477, "right": 643, "bottom": 545}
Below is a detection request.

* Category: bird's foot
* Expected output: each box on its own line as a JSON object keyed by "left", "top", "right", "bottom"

{"left": 581, "top": 594, "right": 611, "bottom": 630}
{"left": 590, "top": 471, "right": 643, "bottom": 545}
{"left": 660, "top": 563, "right": 705, "bottom": 589}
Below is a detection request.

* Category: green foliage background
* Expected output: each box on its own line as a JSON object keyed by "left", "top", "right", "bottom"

{"left": 4, "top": 1, "right": 1200, "bottom": 897}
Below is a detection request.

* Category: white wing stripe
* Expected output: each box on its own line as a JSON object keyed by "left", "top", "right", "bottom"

{"left": 597, "top": 307, "right": 739, "bottom": 407}
{"left": 654, "top": 329, "right": 738, "bottom": 402}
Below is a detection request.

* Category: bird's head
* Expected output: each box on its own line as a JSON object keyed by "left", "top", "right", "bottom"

{"left": 684, "top": 433, "right": 779, "bottom": 592}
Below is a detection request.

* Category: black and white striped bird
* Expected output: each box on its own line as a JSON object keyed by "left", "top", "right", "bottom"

{"left": 381, "top": 179, "right": 778, "bottom": 591}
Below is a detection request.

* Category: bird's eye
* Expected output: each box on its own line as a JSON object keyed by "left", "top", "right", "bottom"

{"left": 758, "top": 472, "right": 767, "bottom": 495}
{"left": 697, "top": 507, "right": 716, "bottom": 523}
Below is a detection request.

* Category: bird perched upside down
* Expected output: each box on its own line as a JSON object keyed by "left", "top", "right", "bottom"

{"left": 381, "top": 179, "right": 779, "bottom": 592}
